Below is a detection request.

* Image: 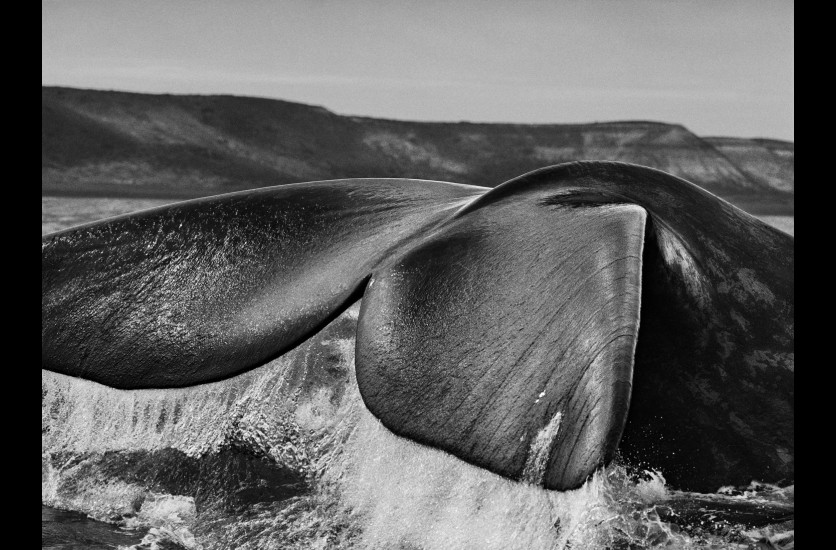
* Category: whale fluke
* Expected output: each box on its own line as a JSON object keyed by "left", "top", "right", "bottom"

{"left": 474, "top": 162, "right": 793, "bottom": 491}
{"left": 42, "top": 179, "right": 484, "bottom": 388}
{"left": 356, "top": 201, "right": 646, "bottom": 490}
{"left": 41, "top": 161, "right": 793, "bottom": 493}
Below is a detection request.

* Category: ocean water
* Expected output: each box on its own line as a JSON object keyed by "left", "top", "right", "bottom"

{"left": 41, "top": 197, "right": 176, "bottom": 236}
{"left": 755, "top": 216, "right": 794, "bottom": 237}
{"left": 41, "top": 197, "right": 794, "bottom": 549}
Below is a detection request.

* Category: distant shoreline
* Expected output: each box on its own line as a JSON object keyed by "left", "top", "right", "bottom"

{"left": 42, "top": 87, "right": 795, "bottom": 212}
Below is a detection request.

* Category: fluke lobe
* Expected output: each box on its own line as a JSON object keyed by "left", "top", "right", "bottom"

{"left": 42, "top": 161, "right": 794, "bottom": 493}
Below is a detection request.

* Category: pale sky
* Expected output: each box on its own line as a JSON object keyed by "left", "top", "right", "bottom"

{"left": 42, "top": 0, "right": 794, "bottom": 140}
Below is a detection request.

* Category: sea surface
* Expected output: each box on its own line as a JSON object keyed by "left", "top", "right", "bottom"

{"left": 41, "top": 196, "right": 795, "bottom": 549}
{"left": 755, "top": 216, "right": 794, "bottom": 237}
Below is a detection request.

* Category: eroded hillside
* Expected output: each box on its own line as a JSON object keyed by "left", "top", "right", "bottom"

{"left": 43, "top": 87, "right": 793, "bottom": 214}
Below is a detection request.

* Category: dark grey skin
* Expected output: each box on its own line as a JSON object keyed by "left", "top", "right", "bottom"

{"left": 357, "top": 202, "right": 646, "bottom": 491}
{"left": 358, "top": 162, "right": 793, "bottom": 492}
{"left": 41, "top": 161, "right": 793, "bottom": 493}
{"left": 42, "top": 179, "right": 484, "bottom": 387}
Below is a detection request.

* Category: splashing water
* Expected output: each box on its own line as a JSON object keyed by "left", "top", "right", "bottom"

{"left": 521, "top": 411, "right": 563, "bottom": 486}
{"left": 42, "top": 303, "right": 792, "bottom": 549}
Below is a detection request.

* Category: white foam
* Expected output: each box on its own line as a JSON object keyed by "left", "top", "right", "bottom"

{"left": 43, "top": 317, "right": 790, "bottom": 549}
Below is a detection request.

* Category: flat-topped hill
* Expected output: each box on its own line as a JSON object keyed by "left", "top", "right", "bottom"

{"left": 42, "top": 87, "right": 793, "bottom": 214}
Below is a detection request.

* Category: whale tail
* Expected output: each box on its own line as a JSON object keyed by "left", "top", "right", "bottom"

{"left": 42, "top": 162, "right": 794, "bottom": 492}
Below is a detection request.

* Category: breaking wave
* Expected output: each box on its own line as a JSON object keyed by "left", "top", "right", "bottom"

{"left": 42, "top": 304, "right": 793, "bottom": 549}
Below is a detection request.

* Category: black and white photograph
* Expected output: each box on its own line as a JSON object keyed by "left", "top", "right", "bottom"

{"left": 42, "top": 2, "right": 794, "bottom": 548}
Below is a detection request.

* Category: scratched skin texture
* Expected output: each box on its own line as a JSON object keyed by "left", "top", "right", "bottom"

{"left": 42, "top": 179, "right": 484, "bottom": 387}
{"left": 41, "top": 161, "right": 793, "bottom": 493}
